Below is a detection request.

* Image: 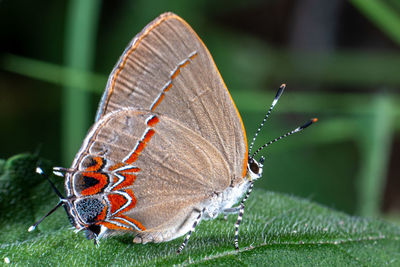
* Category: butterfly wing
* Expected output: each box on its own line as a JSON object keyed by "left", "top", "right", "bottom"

{"left": 96, "top": 12, "right": 248, "bottom": 182}
{"left": 66, "top": 109, "right": 230, "bottom": 241}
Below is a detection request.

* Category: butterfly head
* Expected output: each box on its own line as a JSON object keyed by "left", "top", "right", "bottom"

{"left": 246, "top": 84, "right": 317, "bottom": 183}
{"left": 246, "top": 156, "right": 264, "bottom": 181}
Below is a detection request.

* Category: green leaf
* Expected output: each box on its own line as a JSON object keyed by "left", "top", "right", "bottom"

{"left": 350, "top": 0, "right": 400, "bottom": 45}
{"left": 1, "top": 154, "right": 399, "bottom": 266}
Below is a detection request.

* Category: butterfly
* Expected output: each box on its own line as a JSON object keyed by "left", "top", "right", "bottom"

{"left": 31, "top": 12, "right": 316, "bottom": 253}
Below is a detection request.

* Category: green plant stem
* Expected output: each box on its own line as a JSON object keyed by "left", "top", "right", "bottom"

{"left": 350, "top": 0, "right": 400, "bottom": 45}
{"left": 62, "top": 0, "right": 102, "bottom": 165}
{"left": 357, "top": 93, "right": 394, "bottom": 217}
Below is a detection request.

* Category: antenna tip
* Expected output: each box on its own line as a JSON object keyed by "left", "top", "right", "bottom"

{"left": 299, "top": 118, "right": 318, "bottom": 130}
{"left": 274, "top": 83, "right": 286, "bottom": 101}
{"left": 36, "top": 167, "right": 44, "bottom": 175}
{"left": 28, "top": 225, "right": 36, "bottom": 232}
{"left": 53, "top": 170, "right": 64, "bottom": 177}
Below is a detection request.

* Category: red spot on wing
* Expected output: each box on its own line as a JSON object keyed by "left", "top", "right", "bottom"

{"left": 108, "top": 193, "right": 128, "bottom": 214}
{"left": 150, "top": 52, "right": 198, "bottom": 111}
{"left": 171, "top": 67, "right": 181, "bottom": 79}
{"left": 95, "top": 206, "right": 108, "bottom": 221}
{"left": 118, "top": 214, "right": 146, "bottom": 231}
{"left": 121, "top": 167, "right": 140, "bottom": 172}
{"left": 146, "top": 116, "right": 159, "bottom": 127}
{"left": 124, "top": 144, "right": 142, "bottom": 164}
{"left": 143, "top": 129, "right": 155, "bottom": 142}
{"left": 108, "top": 189, "right": 137, "bottom": 215}
{"left": 99, "top": 221, "right": 130, "bottom": 231}
{"left": 86, "top": 157, "right": 104, "bottom": 171}
{"left": 151, "top": 94, "right": 165, "bottom": 111}
{"left": 113, "top": 173, "right": 137, "bottom": 191}
{"left": 109, "top": 162, "right": 126, "bottom": 171}
{"left": 100, "top": 217, "right": 146, "bottom": 231}
{"left": 180, "top": 60, "right": 190, "bottom": 68}
{"left": 164, "top": 83, "right": 173, "bottom": 92}
{"left": 81, "top": 172, "right": 108, "bottom": 196}
{"left": 99, "top": 189, "right": 145, "bottom": 231}
{"left": 122, "top": 189, "right": 137, "bottom": 213}
{"left": 124, "top": 129, "right": 155, "bottom": 164}
{"left": 190, "top": 53, "right": 198, "bottom": 60}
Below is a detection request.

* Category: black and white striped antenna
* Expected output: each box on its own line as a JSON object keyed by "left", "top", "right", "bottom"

{"left": 248, "top": 84, "right": 286, "bottom": 155}
{"left": 28, "top": 167, "right": 66, "bottom": 232}
{"left": 248, "top": 83, "right": 318, "bottom": 159}
{"left": 251, "top": 118, "right": 318, "bottom": 158}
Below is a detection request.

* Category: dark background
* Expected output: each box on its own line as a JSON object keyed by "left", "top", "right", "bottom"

{"left": 1, "top": 0, "right": 399, "bottom": 221}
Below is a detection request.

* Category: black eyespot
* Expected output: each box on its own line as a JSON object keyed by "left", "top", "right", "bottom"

{"left": 75, "top": 198, "right": 105, "bottom": 224}
{"left": 250, "top": 161, "right": 259, "bottom": 174}
{"left": 82, "top": 176, "right": 100, "bottom": 189}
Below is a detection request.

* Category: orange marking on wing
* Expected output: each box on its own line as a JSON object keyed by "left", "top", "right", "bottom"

{"left": 146, "top": 116, "right": 159, "bottom": 127}
{"left": 150, "top": 93, "right": 165, "bottom": 111}
{"left": 119, "top": 214, "right": 146, "bottom": 231}
{"left": 171, "top": 67, "right": 181, "bottom": 79}
{"left": 96, "top": 206, "right": 108, "bottom": 221}
{"left": 108, "top": 162, "right": 126, "bottom": 171}
{"left": 113, "top": 173, "right": 137, "bottom": 191}
{"left": 242, "top": 153, "right": 248, "bottom": 178}
{"left": 164, "top": 83, "right": 173, "bottom": 92}
{"left": 125, "top": 143, "right": 144, "bottom": 164}
{"left": 81, "top": 172, "right": 108, "bottom": 196}
{"left": 190, "top": 53, "right": 198, "bottom": 60}
{"left": 86, "top": 157, "right": 103, "bottom": 172}
{"left": 150, "top": 53, "right": 197, "bottom": 111}
{"left": 107, "top": 189, "right": 137, "bottom": 215}
{"left": 181, "top": 60, "right": 190, "bottom": 68}
{"left": 103, "top": 13, "right": 178, "bottom": 115}
{"left": 99, "top": 221, "right": 130, "bottom": 231}
{"left": 143, "top": 129, "right": 155, "bottom": 142}
{"left": 136, "top": 142, "right": 146, "bottom": 154}
{"left": 125, "top": 154, "right": 138, "bottom": 165}
{"left": 120, "top": 167, "right": 141, "bottom": 173}
{"left": 108, "top": 193, "right": 128, "bottom": 214}
{"left": 110, "top": 217, "right": 145, "bottom": 231}
{"left": 121, "top": 189, "right": 137, "bottom": 213}
{"left": 125, "top": 119, "right": 160, "bottom": 165}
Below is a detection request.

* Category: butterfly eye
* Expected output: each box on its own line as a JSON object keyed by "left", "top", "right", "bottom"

{"left": 249, "top": 160, "right": 260, "bottom": 174}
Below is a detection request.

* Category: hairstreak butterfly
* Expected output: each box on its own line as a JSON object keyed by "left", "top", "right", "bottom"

{"left": 30, "top": 12, "right": 317, "bottom": 253}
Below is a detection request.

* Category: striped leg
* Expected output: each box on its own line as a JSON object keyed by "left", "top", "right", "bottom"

{"left": 223, "top": 207, "right": 240, "bottom": 214}
{"left": 223, "top": 207, "right": 240, "bottom": 220}
{"left": 177, "top": 208, "right": 205, "bottom": 254}
{"left": 234, "top": 181, "right": 254, "bottom": 251}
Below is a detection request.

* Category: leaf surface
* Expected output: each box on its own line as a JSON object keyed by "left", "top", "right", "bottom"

{"left": 0, "top": 154, "right": 399, "bottom": 266}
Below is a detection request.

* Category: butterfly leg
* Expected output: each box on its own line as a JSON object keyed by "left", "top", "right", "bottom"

{"left": 234, "top": 181, "right": 254, "bottom": 251}
{"left": 223, "top": 207, "right": 240, "bottom": 214}
{"left": 222, "top": 207, "right": 240, "bottom": 220}
{"left": 177, "top": 207, "right": 205, "bottom": 254}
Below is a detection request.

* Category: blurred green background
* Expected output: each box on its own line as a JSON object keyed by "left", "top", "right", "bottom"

{"left": 1, "top": 0, "right": 399, "bottom": 221}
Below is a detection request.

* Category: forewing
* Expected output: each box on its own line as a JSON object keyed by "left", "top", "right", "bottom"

{"left": 96, "top": 12, "right": 247, "bottom": 182}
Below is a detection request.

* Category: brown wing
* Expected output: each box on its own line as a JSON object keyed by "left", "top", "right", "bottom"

{"left": 95, "top": 12, "right": 247, "bottom": 182}
{"left": 66, "top": 109, "right": 230, "bottom": 233}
